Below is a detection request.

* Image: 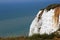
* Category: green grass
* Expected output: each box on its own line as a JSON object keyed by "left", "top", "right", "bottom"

{"left": 27, "top": 32, "right": 60, "bottom": 40}
{"left": 0, "top": 33, "right": 60, "bottom": 40}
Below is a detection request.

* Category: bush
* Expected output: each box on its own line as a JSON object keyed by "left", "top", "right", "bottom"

{"left": 27, "top": 33, "right": 56, "bottom": 40}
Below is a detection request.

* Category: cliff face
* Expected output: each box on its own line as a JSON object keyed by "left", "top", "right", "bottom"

{"left": 29, "top": 4, "right": 60, "bottom": 36}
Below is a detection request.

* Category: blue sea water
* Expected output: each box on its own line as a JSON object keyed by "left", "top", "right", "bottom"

{"left": 0, "top": 1, "right": 60, "bottom": 37}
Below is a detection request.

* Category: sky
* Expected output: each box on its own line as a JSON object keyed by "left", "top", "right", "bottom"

{"left": 0, "top": 0, "right": 60, "bottom": 37}
{"left": 0, "top": 0, "right": 60, "bottom": 3}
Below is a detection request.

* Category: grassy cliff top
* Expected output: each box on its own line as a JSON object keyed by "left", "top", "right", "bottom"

{"left": 41, "top": 4, "right": 60, "bottom": 11}
{"left": 46, "top": 4, "right": 60, "bottom": 10}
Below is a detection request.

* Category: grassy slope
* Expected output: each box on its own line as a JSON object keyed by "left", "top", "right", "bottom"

{"left": 0, "top": 34, "right": 60, "bottom": 40}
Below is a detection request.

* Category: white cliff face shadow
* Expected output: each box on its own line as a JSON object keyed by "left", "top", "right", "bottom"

{"left": 29, "top": 11, "right": 42, "bottom": 36}
{"left": 29, "top": 8, "right": 60, "bottom": 36}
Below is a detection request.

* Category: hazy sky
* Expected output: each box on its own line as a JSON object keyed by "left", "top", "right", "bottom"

{"left": 0, "top": 0, "right": 60, "bottom": 3}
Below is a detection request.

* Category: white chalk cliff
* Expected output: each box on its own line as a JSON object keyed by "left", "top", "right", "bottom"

{"left": 29, "top": 4, "right": 60, "bottom": 36}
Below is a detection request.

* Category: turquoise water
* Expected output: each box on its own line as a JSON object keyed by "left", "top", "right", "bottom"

{"left": 0, "top": 1, "right": 60, "bottom": 37}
